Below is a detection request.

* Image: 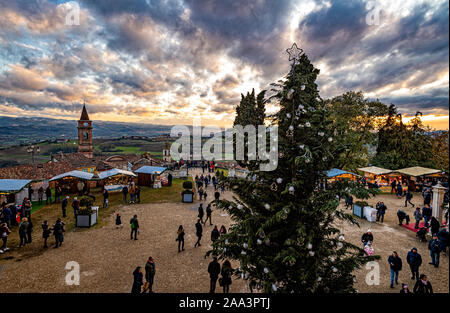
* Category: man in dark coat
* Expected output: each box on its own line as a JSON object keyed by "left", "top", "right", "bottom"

{"left": 45, "top": 186, "right": 52, "bottom": 204}
{"left": 388, "top": 251, "right": 402, "bottom": 288}
{"left": 422, "top": 204, "right": 432, "bottom": 226}
{"left": 72, "top": 197, "right": 80, "bottom": 218}
{"left": 194, "top": 219, "right": 203, "bottom": 247}
{"left": 61, "top": 196, "right": 69, "bottom": 218}
{"left": 205, "top": 204, "right": 212, "bottom": 226}
{"left": 144, "top": 256, "right": 156, "bottom": 293}
{"left": 207, "top": 257, "right": 221, "bottom": 293}
{"left": 198, "top": 204, "right": 204, "bottom": 223}
{"left": 428, "top": 234, "right": 441, "bottom": 268}
{"left": 406, "top": 247, "right": 422, "bottom": 280}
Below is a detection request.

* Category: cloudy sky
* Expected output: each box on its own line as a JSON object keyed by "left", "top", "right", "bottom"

{"left": 0, "top": 0, "right": 448, "bottom": 129}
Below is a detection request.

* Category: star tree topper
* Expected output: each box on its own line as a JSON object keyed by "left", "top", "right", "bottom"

{"left": 286, "top": 43, "right": 304, "bottom": 63}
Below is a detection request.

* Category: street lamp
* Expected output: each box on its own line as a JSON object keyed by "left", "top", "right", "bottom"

{"left": 27, "top": 145, "right": 40, "bottom": 164}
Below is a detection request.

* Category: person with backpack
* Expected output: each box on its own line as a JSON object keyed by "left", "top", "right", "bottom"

{"left": 130, "top": 215, "right": 139, "bottom": 240}
{"left": 176, "top": 225, "right": 185, "bottom": 252}
{"left": 406, "top": 247, "right": 422, "bottom": 280}
{"left": 388, "top": 251, "right": 402, "bottom": 288}
{"left": 144, "top": 256, "right": 156, "bottom": 293}
{"left": 208, "top": 256, "right": 221, "bottom": 293}
{"left": 404, "top": 189, "right": 414, "bottom": 208}
{"left": 413, "top": 274, "right": 433, "bottom": 294}
{"left": 428, "top": 234, "right": 441, "bottom": 268}
{"left": 205, "top": 204, "right": 212, "bottom": 226}
{"left": 413, "top": 207, "right": 423, "bottom": 229}
{"left": 194, "top": 219, "right": 203, "bottom": 248}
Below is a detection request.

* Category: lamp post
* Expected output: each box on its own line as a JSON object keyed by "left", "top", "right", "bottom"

{"left": 27, "top": 145, "right": 40, "bottom": 165}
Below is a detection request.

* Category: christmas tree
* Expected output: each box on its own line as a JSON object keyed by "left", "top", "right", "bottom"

{"left": 207, "top": 44, "right": 379, "bottom": 293}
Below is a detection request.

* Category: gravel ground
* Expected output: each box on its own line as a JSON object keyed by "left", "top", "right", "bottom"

{"left": 0, "top": 171, "right": 447, "bottom": 293}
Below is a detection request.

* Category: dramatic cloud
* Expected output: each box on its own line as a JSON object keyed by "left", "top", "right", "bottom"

{"left": 0, "top": 0, "right": 448, "bottom": 128}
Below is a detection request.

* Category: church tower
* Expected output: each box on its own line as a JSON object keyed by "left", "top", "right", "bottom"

{"left": 77, "top": 104, "right": 93, "bottom": 158}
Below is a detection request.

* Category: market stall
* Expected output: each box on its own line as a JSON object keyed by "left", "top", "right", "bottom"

{"left": 394, "top": 166, "right": 445, "bottom": 192}
{"left": 357, "top": 166, "right": 397, "bottom": 191}
{"left": 326, "top": 168, "right": 359, "bottom": 182}
{"left": 49, "top": 170, "right": 94, "bottom": 194}
{"left": 135, "top": 166, "right": 167, "bottom": 188}
{"left": 0, "top": 179, "right": 32, "bottom": 205}
{"left": 97, "top": 168, "right": 137, "bottom": 192}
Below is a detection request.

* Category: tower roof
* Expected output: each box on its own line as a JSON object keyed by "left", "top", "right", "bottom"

{"left": 80, "top": 104, "right": 90, "bottom": 121}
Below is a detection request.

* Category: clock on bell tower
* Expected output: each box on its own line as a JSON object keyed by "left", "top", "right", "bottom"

{"left": 77, "top": 104, "right": 93, "bottom": 158}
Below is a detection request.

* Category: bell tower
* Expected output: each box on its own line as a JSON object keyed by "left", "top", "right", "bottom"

{"left": 77, "top": 104, "right": 93, "bottom": 158}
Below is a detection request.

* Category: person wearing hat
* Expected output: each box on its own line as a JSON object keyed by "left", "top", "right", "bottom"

{"left": 145, "top": 256, "right": 156, "bottom": 293}
{"left": 406, "top": 247, "right": 422, "bottom": 280}
{"left": 361, "top": 229, "right": 373, "bottom": 247}
{"left": 399, "top": 283, "right": 411, "bottom": 294}
{"left": 61, "top": 196, "right": 69, "bottom": 218}
{"left": 413, "top": 274, "right": 433, "bottom": 294}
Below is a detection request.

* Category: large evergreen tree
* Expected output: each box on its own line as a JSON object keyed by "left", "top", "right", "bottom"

{"left": 208, "top": 45, "right": 378, "bottom": 293}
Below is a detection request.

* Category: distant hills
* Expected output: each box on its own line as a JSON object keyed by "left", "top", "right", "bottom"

{"left": 0, "top": 116, "right": 173, "bottom": 147}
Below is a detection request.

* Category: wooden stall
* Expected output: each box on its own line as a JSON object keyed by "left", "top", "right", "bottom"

{"left": 135, "top": 166, "right": 167, "bottom": 187}
{"left": 0, "top": 179, "right": 32, "bottom": 205}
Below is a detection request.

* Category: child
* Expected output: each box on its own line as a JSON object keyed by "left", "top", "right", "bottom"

{"left": 364, "top": 242, "right": 374, "bottom": 256}
{"left": 115, "top": 213, "right": 123, "bottom": 228}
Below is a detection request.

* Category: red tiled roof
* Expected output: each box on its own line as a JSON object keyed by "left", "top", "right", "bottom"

{"left": 51, "top": 152, "right": 98, "bottom": 168}
{"left": 0, "top": 161, "right": 75, "bottom": 180}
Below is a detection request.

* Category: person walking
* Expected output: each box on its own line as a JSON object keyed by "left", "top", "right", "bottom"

{"left": 122, "top": 185, "right": 128, "bottom": 204}
{"left": 208, "top": 256, "right": 221, "bottom": 293}
{"left": 203, "top": 190, "right": 208, "bottom": 201}
{"left": 144, "top": 256, "right": 156, "bottom": 293}
{"left": 176, "top": 225, "right": 185, "bottom": 252}
{"left": 198, "top": 204, "right": 204, "bottom": 223}
{"left": 413, "top": 274, "right": 433, "bottom": 294}
{"left": 396, "top": 182, "right": 403, "bottom": 198}
{"left": 361, "top": 229, "right": 373, "bottom": 247}
{"left": 0, "top": 223, "right": 11, "bottom": 253}
{"left": 405, "top": 189, "right": 414, "bottom": 208}
{"left": 198, "top": 187, "right": 204, "bottom": 201}
{"left": 388, "top": 251, "right": 402, "bottom": 288}
{"left": 211, "top": 225, "right": 220, "bottom": 243}
{"left": 428, "top": 234, "right": 441, "bottom": 268}
{"left": 18, "top": 217, "right": 29, "bottom": 247}
{"left": 413, "top": 207, "right": 423, "bottom": 229}
{"left": 45, "top": 186, "right": 52, "bottom": 204}
{"left": 130, "top": 215, "right": 139, "bottom": 240}
{"left": 131, "top": 266, "right": 144, "bottom": 294}
{"left": 103, "top": 188, "right": 109, "bottom": 209}
{"left": 62, "top": 196, "right": 68, "bottom": 218}
{"left": 194, "top": 219, "right": 203, "bottom": 247}
{"left": 42, "top": 220, "right": 51, "bottom": 248}
{"left": 220, "top": 260, "right": 232, "bottom": 293}
{"left": 406, "top": 247, "right": 422, "bottom": 280}
{"left": 205, "top": 204, "right": 212, "bottom": 226}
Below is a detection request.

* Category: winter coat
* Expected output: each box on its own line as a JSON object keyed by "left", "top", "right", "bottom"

{"left": 388, "top": 255, "right": 403, "bottom": 271}
{"left": 195, "top": 222, "right": 203, "bottom": 236}
{"left": 131, "top": 269, "right": 143, "bottom": 293}
{"left": 145, "top": 261, "right": 156, "bottom": 281}
{"left": 221, "top": 264, "right": 232, "bottom": 285}
{"left": 130, "top": 218, "right": 139, "bottom": 229}
{"left": 18, "top": 221, "right": 28, "bottom": 234}
{"left": 208, "top": 260, "right": 221, "bottom": 279}
{"left": 414, "top": 210, "right": 422, "bottom": 221}
{"left": 428, "top": 239, "right": 441, "bottom": 253}
{"left": 211, "top": 229, "right": 220, "bottom": 242}
{"left": 361, "top": 233, "right": 373, "bottom": 243}
{"left": 406, "top": 251, "right": 422, "bottom": 268}
{"left": 430, "top": 218, "right": 440, "bottom": 235}
{"left": 422, "top": 206, "right": 432, "bottom": 217}
{"left": 413, "top": 280, "right": 433, "bottom": 294}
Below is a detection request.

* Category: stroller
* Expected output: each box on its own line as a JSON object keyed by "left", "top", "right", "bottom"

{"left": 416, "top": 227, "right": 428, "bottom": 242}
